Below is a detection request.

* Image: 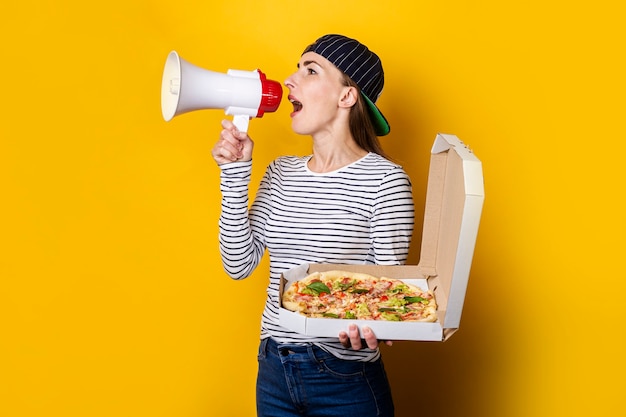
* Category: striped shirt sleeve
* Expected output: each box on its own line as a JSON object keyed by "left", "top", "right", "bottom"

{"left": 217, "top": 160, "right": 264, "bottom": 279}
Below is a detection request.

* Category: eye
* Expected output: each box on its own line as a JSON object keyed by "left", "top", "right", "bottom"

{"left": 306, "top": 67, "right": 317, "bottom": 75}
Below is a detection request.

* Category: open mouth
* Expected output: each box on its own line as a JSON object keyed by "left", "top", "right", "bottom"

{"left": 289, "top": 97, "right": 303, "bottom": 113}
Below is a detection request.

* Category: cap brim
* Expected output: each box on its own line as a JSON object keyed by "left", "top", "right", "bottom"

{"left": 361, "top": 93, "right": 390, "bottom": 136}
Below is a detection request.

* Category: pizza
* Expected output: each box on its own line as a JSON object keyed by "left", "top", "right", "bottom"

{"left": 282, "top": 270, "right": 437, "bottom": 322}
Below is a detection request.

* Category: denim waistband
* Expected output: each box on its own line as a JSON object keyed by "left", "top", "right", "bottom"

{"left": 261, "top": 337, "right": 335, "bottom": 362}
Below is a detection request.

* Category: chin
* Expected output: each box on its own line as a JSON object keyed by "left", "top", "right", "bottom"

{"left": 290, "top": 121, "right": 310, "bottom": 136}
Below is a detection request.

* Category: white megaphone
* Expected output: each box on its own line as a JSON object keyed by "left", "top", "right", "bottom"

{"left": 161, "top": 50, "right": 283, "bottom": 133}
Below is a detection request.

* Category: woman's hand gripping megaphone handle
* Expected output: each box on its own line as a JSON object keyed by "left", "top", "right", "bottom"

{"left": 211, "top": 119, "right": 254, "bottom": 165}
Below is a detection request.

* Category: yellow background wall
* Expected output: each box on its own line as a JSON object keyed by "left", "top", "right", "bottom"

{"left": 2, "top": 1, "right": 624, "bottom": 416}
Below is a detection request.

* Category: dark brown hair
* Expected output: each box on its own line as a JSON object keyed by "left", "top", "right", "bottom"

{"left": 342, "top": 75, "right": 388, "bottom": 158}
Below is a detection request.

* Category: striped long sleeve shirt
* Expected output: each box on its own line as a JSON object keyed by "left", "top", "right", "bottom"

{"left": 218, "top": 153, "right": 415, "bottom": 361}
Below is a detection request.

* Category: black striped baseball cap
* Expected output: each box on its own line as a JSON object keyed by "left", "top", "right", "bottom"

{"left": 303, "top": 34, "right": 390, "bottom": 136}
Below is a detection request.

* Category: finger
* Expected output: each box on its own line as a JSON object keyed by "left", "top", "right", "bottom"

{"left": 226, "top": 136, "right": 244, "bottom": 157}
{"left": 218, "top": 129, "right": 244, "bottom": 157}
{"left": 338, "top": 331, "right": 350, "bottom": 348}
{"left": 362, "top": 326, "right": 379, "bottom": 350}
{"left": 220, "top": 127, "right": 240, "bottom": 146}
{"left": 221, "top": 118, "right": 235, "bottom": 131}
{"left": 221, "top": 119, "right": 246, "bottom": 141}
{"left": 213, "top": 140, "right": 242, "bottom": 161}
{"left": 348, "top": 324, "right": 362, "bottom": 350}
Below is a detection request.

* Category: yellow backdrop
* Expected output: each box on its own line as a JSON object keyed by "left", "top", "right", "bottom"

{"left": 2, "top": 1, "right": 624, "bottom": 416}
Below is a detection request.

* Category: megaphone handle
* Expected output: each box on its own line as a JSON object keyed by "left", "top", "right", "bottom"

{"left": 232, "top": 115, "right": 250, "bottom": 134}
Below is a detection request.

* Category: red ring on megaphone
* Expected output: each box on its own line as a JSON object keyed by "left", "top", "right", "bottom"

{"left": 257, "top": 70, "right": 283, "bottom": 117}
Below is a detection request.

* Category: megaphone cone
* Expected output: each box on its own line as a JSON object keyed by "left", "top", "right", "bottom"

{"left": 160, "top": 51, "right": 283, "bottom": 132}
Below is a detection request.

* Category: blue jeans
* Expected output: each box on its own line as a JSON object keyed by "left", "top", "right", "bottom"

{"left": 256, "top": 337, "right": 394, "bottom": 417}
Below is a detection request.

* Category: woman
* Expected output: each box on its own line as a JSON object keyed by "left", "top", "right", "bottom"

{"left": 211, "top": 34, "right": 414, "bottom": 417}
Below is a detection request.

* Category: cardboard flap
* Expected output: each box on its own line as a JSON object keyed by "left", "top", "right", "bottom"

{"left": 431, "top": 134, "right": 453, "bottom": 154}
{"left": 417, "top": 133, "right": 484, "bottom": 329}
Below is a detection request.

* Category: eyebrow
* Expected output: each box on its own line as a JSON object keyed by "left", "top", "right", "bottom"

{"left": 297, "top": 60, "right": 322, "bottom": 68}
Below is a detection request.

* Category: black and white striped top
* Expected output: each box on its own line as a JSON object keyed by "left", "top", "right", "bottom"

{"left": 218, "top": 153, "right": 414, "bottom": 361}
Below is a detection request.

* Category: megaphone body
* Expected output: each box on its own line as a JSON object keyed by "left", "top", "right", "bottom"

{"left": 161, "top": 51, "right": 283, "bottom": 132}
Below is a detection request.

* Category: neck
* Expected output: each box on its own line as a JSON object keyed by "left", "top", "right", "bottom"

{"left": 308, "top": 131, "right": 367, "bottom": 173}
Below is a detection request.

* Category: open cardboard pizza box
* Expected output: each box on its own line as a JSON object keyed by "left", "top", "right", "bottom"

{"left": 279, "top": 133, "right": 485, "bottom": 341}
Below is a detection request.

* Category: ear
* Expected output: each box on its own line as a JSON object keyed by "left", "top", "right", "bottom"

{"left": 338, "top": 86, "right": 358, "bottom": 109}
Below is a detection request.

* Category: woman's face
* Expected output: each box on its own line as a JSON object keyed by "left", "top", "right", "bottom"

{"left": 284, "top": 52, "right": 351, "bottom": 137}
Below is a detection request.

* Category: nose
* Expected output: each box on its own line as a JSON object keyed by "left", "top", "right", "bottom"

{"left": 284, "top": 72, "right": 297, "bottom": 89}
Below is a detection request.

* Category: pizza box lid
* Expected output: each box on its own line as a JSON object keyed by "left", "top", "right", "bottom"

{"left": 278, "top": 133, "right": 484, "bottom": 341}
{"left": 416, "top": 133, "right": 484, "bottom": 335}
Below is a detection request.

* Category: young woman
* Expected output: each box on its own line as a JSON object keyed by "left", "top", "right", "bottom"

{"left": 211, "top": 34, "right": 414, "bottom": 417}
